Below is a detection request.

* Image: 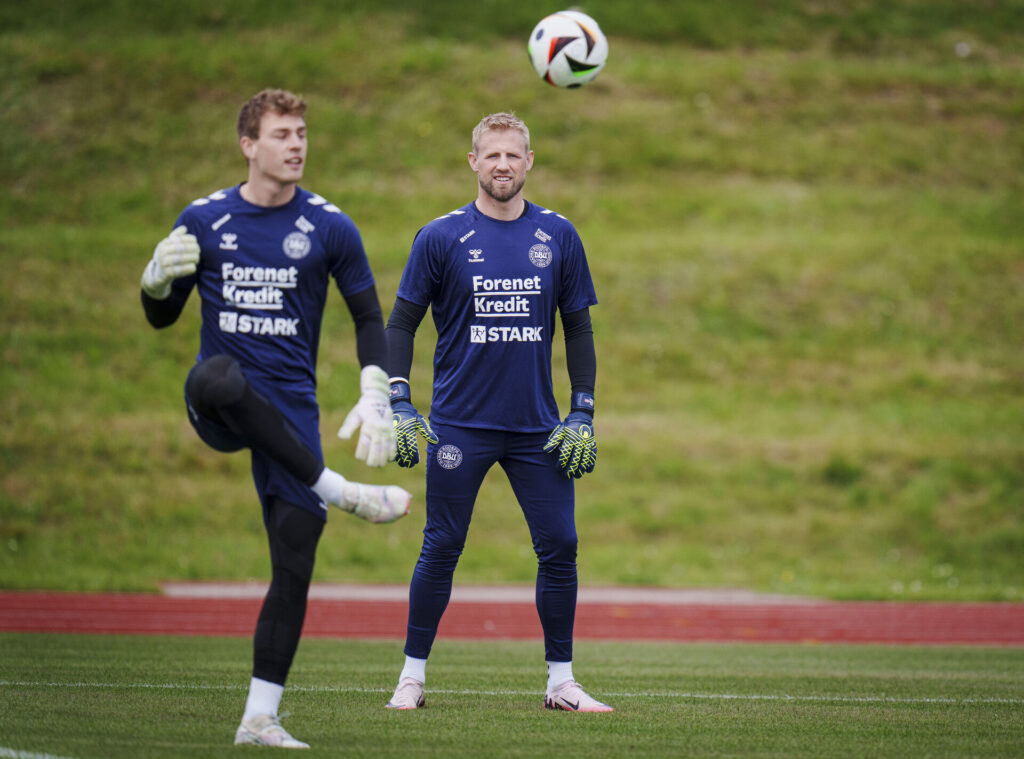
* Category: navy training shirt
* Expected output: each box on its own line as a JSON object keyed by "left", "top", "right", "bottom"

{"left": 171, "top": 185, "right": 374, "bottom": 391}
{"left": 397, "top": 200, "right": 598, "bottom": 433}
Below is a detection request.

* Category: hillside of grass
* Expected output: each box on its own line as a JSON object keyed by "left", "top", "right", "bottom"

{"left": 2, "top": 0, "right": 1022, "bottom": 599}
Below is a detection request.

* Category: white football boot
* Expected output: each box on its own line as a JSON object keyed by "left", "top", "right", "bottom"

{"left": 234, "top": 714, "right": 309, "bottom": 748}
{"left": 385, "top": 677, "right": 425, "bottom": 709}
{"left": 544, "top": 680, "right": 614, "bottom": 713}
{"left": 338, "top": 483, "right": 411, "bottom": 523}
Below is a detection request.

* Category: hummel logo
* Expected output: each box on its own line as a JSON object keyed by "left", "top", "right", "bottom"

{"left": 219, "top": 233, "right": 238, "bottom": 250}
{"left": 468, "top": 249, "right": 484, "bottom": 263}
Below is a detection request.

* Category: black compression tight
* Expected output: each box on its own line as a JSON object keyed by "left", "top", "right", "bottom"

{"left": 185, "top": 354, "right": 323, "bottom": 485}
{"left": 252, "top": 497, "right": 325, "bottom": 685}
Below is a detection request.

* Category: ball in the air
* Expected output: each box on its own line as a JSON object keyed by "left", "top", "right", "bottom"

{"left": 528, "top": 10, "right": 608, "bottom": 88}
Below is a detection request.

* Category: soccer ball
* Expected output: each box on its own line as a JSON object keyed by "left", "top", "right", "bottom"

{"left": 528, "top": 10, "right": 608, "bottom": 88}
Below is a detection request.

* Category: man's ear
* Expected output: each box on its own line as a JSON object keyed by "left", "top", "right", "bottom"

{"left": 240, "top": 135, "right": 257, "bottom": 161}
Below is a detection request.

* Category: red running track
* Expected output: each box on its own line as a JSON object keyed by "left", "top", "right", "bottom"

{"left": 2, "top": 585, "right": 1023, "bottom": 645}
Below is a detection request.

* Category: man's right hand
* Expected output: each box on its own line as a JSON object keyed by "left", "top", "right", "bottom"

{"left": 390, "top": 381, "right": 438, "bottom": 468}
{"left": 141, "top": 225, "right": 200, "bottom": 299}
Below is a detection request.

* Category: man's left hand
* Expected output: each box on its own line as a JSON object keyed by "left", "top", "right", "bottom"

{"left": 544, "top": 409, "right": 597, "bottom": 479}
{"left": 338, "top": 366, "right": 397, "bottom": 467}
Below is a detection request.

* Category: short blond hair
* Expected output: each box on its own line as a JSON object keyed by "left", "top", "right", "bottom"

{"left": 237, "top": 89, "right": 306, "bottom": 140}
{"left": 471, "top": 112, "right": 530, "bottom": 154}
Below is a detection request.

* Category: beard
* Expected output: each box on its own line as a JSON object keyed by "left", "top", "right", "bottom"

{"left": 479, "top": 173, "right": 525, "bottom": 203}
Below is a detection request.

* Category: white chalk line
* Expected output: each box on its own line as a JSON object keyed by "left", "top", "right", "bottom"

{"left": 0, "top": 747, "right": 76, "bottom": 759}
{"left": 2, "top": 680, "right": 1021, "bottom": 706}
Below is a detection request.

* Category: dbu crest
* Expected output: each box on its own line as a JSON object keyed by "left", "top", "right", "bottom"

{"left": 436, "top": 444, "right": 463, "bottom": 470}
{"left": 282, "top": 231, "right": 311, "bottom": 260}
{"left": 528, "top": 243, "right": 552, "bottom": 268}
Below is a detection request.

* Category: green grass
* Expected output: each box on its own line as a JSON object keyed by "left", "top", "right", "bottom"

{"left": 2, "top": 0, "right": 1023, "bottom": 599}
{"left": 1, "top": 633, "right": 1022, "bottom": 758}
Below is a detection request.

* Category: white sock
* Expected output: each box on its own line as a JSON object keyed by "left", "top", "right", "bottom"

{"left": 547, "top": 661, "right": 573, "bottom": 691}
{"left": 243, "top": 677, "right": 284, "bottom": 721}
{"left": 399, "top": 656, "right": 427, "bottom": 685}
{"left": 310, "top": 467, "right": 356, "bottom": 509}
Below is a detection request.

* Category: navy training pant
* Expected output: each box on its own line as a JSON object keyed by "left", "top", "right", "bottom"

{"left": 404, "top": 422, "right": 578, "bottom": 663}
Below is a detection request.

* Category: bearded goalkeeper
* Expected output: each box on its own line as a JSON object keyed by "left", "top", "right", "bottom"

{"left": 383, "top": 112, "right": 611, "bottom": 713}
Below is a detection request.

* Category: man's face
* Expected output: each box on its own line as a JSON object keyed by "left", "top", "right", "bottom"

{"left": 241, "top": 111, "right": 307, "bottom": 185}
{"left": 469, "top": 129, "right": 534, "bottom": 203}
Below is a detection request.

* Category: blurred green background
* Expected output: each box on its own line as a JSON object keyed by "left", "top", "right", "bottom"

{"left": 2, "top": 0, "right": 1022, "bottom": 599}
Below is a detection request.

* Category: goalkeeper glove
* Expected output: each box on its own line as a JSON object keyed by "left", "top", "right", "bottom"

{"left": 544, "top": 392, "right": 597, "bottom": 479}
{"left": 389, "top": 380, "right": 438, "bottom": 468}
{"left": 141, "top": 225, "right": 200, "bottom": 299}
{"left": 338, "top": 365, "right": 396, "bottom": 467}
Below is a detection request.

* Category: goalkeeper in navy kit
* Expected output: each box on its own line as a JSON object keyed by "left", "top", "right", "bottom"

{"left": 140, "top": 89, "right": 410, "bottom": 748}
{"left": 384, "top": 112, "right": 612, "bottom": 713}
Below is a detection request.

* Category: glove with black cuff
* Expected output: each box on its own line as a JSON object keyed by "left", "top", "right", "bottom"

{"left": 543, "top": 392, "right": 597, "bottom": 479}
{"left": 390, "top": 380, "right": 438, "bottom": 468}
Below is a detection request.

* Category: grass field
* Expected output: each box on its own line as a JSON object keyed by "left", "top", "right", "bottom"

{"left": 2, "top": 0, "right": 1023, "bottom": 600}
{"left": 2, "top": 633, "right": 1022, "bottom": 758}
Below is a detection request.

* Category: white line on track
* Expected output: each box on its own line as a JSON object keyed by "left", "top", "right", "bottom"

{"left": 161, "top": 582, "right": 813, "bottom": 605}
{"left": 2, "top": 680, "right": 1021, "bottom": 706}
{"left": 0, "top": 747, "right": 76, "bottom": 759}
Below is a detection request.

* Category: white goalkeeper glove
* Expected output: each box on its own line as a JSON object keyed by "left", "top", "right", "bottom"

{"left": 338, "top": 365, "right": 397, "bottom": 467}
{"left": 141, "top": 225, "right": 200, "bottom": 299}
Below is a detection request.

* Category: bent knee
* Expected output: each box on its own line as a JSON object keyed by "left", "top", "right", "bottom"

{"left": 186, "top": 354, "right": 247, "bottom": 415}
